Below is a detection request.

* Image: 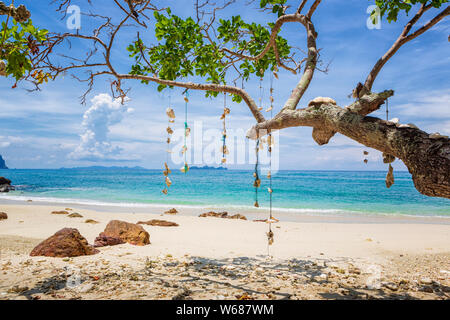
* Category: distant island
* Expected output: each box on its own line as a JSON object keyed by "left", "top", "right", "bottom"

{"left": 190, "top": 166, "right": 227, "bottom": 170}
{"left": 0, "top": 155, "right": 8, "bottom": 169}
{"left": 59, "top": 166, "right": 146, "bottom": 170}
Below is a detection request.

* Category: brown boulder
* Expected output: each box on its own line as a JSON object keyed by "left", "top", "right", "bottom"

{"left": 102, "top": 220, "right": 150, "bottom": 246}
{"left": 94, "top": 233, "right": 125, "bottom": 248}
{"left": 164, "top": 208, "right": 178, "bottom": 215}
{"left": 51, "top": 210, "right": 69, "bottom": 215}
{"left": 0, "top": 212, "right": 7, "bottom": 220}
{"left": 137, "top": 219, "right": 179, "bottom": 227}
{"left": 0, "top": 177, "right": 11, "bottom": 185}
{"left": 199, "top": 211, "right": 228, "bottom": 218}
{"left": 30, "top": 228, "right": 99, "bottom": 257}
{"left": 199, "top": 211, "right": 247, "bottom": 220}
{"left": 68, "top": 212, "right": 83, "bottom": 218}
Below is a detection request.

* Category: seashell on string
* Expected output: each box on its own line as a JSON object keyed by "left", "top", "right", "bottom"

{"left": 185, "top": 127, "right": 191, "bottom": 137}
{"left": 267, "top": 230, "right": 274, "bottom": 245}
{"left": 254, "top": 201, "right": 259, "bottom": 208}
{"left": 273, "top": 72, "right": 279, "bottom": 80}
{"left": 364, "top": 159, "right": 368, "bottom": 164}
{"left": 166, "top": 108, "right": 176, "bottom": 119}
{"left": 253, "top": 172, "right": 257, "bottom": 178}
{"left": 363, "top": 151, "right": 369, "bottom": 155}
{"left": 386, "top": 164, "right": 394, "bottom": 188}
{"left": 382, "top": 153, "right": 395, "bottom": 164}
{"left": 268, "top": 188, "right": 273, "bottom": 194}
{"left": 268, "top": 147, "right": 272, "bottom": 153}
{"left": 267, "top": 135, "right": 274, "bottom": 146}
{"left": 266, "top": 217, "right": 279, "bottom": 224}
{"left": 169, "top": 119, "right": 175, "bottom": 123}
{"left": 270, "top": 96, "right": 274, "bottom": 103}
{"left": 267, "top": 171, "right": 271, "bottom": 179}
{"left": 184, "top": 96, "right": 189, "bottom": 103}
{"left": 162, "top": 188, "right": 168, "bottom": 195}
{"left": 163, "top": 170, "right": 170, "bottom": 177}
{"left": 253, "top": 179, "right": 261, "bottom": 188}
{"left": 224, "top": 108, "right": 231, "bottom": 115}
{"left": 223, "top": 146, "right": 230, "bottom": 155}
{"left": 165, "top": 176, "right": 172, "bottom": 187}
{"left": 221, "top": 158, "right": 227, "bottom": 164}
{"left": 266, "top": 106, "right": 273, "bottom": 112}
{"left": 164, "top": 162, "right": 170, "bottom": 170}
{"left": 167, "top": 127, "right": 174, "bottom": 135}
{"left": 167, "top": 138, "right": 171, "bottom": 144}
{"left": 222, "top": 130, "right": 227, "bottom": 137}
{"left": 180, "top": 163, "right": 189, "bottom": 173}
{"left": 181, "top": 146, "right": 187, "bottom": 154}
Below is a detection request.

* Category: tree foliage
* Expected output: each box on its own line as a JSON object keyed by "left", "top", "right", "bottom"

{"left": 0, "top": 2, "right": 48, "bottom": 82}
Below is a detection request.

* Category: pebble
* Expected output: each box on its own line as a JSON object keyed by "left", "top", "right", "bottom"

{"left": 420, "top": 277, "right": 433, "bottom": 285}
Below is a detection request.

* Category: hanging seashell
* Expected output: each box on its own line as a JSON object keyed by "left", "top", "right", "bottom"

{"left": 253, "top": 172, "right": 257, "bottom": 178}
{"left": 268, "top": 188, "right": 273, "bottom": 194}
{"left": 266, "top": 217, "right": 279, "bottom": 224}
{"left": 266, "top": 106, "right": 273, "bottom": 112}
{"left": 165, "top": 176, "right": 172, "bottom": 188}
{"left": 166, "top": 108, "right": 176, "bottom": 119}
{"left": 383, "top": 153, "right": 395, "bottom": 164}
{"left": 364, "top": 159, "right": 368, "bottom": 164}
{"left": 162, "top": 188, "right": 168, "bottom": 195}
{"left": 163, "top": 170, "right": 170, "bottom": 177}
{"left": 270, "top": 96, "right": 274, "bottom": 103}
{"left": 224, "top": 107, "right": 231, "bottom": 115}
{"left": 222, "top": 130, "right": 227, "bottom": 137}
{"left": 223, "top": 146, "right": 229, "bottom": 155}
{"left": 184, "top": 96, "right": 189, "bottom": 103}
{"left": 164, "top": 162, "right": 170, "bottom": 170}
{"left": 167, "top": 138, "right": 171, "bottom": 144}
{"left": 181, "top": 146, "right": 187, "bottom": 154}
{"left": 253, "top": 179, "right": 261, "bottom": 188}
{"left": 167, "top": 127, "right": 174, "bottom": 135}
{"left": 221, "top": 158, "right": 227, "bottom": 164}
{"left": 268, "top": 147, "right": 272, "bottom": 153}
{"left": 254, "top": 201, "right": 259, "bottom": 208}
{"left": 267, "top": 135, "right": 274, "bottom": 146}
{"left": 273, "top": 72, "right": 279, "bottom": 80}
{"left": 363, "top": 151, "right": 369, "bottom": 155}
{"left": 169, "top": 119, "right": 175, "bottom": 123}
{"left": 267, "top": 230, "right": 274, "bottom": 245}
{"left": 180, "top": 163, "right": 189, "bottom": 173}
{"left": 185, "top": 127, "right": 191, "bottom": 137}
{"left": 220, "top": 113, "right": 225, "bottom": 120}
{"left": 386, "top": 164, "right": 394, "bottom": 188}
{"left": 267, "top": 171, "right": 271, "bottom": 179}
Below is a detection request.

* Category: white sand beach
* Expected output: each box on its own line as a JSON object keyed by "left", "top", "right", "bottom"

{"left": 0, "top": 202, "right": 449, "bottom": 300}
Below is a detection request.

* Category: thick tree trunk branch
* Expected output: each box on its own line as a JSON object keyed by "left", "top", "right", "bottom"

{"left": 249, "top": 96, "right": 450, "bottom": 198}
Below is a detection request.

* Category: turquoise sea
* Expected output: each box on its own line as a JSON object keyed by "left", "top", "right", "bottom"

{"left": 0, "top": 168, "right": 449, "bottom": 217}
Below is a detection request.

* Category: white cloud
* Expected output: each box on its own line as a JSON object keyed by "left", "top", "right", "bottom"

{"left": 69, "top": 94, "right": 134, "bottom": 161}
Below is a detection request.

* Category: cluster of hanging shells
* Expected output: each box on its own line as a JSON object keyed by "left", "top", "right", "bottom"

{"left": 363, "top": 150, "right": 396, "bottom": 188}
{"left": 221, "top": 107, "right": 230, "bottom": 164}
{"left": 162, "top": 107, "right": 176, "bottom": 195}
{"left": 181, "top": 95, "right": 190, "bottom": 173}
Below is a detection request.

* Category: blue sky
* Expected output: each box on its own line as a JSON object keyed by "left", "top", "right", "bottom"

{"left": 0, "top": 0, "right": 449, "bottom": 170}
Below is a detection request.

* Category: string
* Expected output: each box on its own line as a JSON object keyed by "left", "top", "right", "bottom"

{"left": 184, "top": 90, "right": 189, "bottom": 174}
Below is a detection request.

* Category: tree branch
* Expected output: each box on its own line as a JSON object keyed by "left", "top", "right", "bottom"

{"left": 363, "top": 4, "right": 449, "bottom": 92}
